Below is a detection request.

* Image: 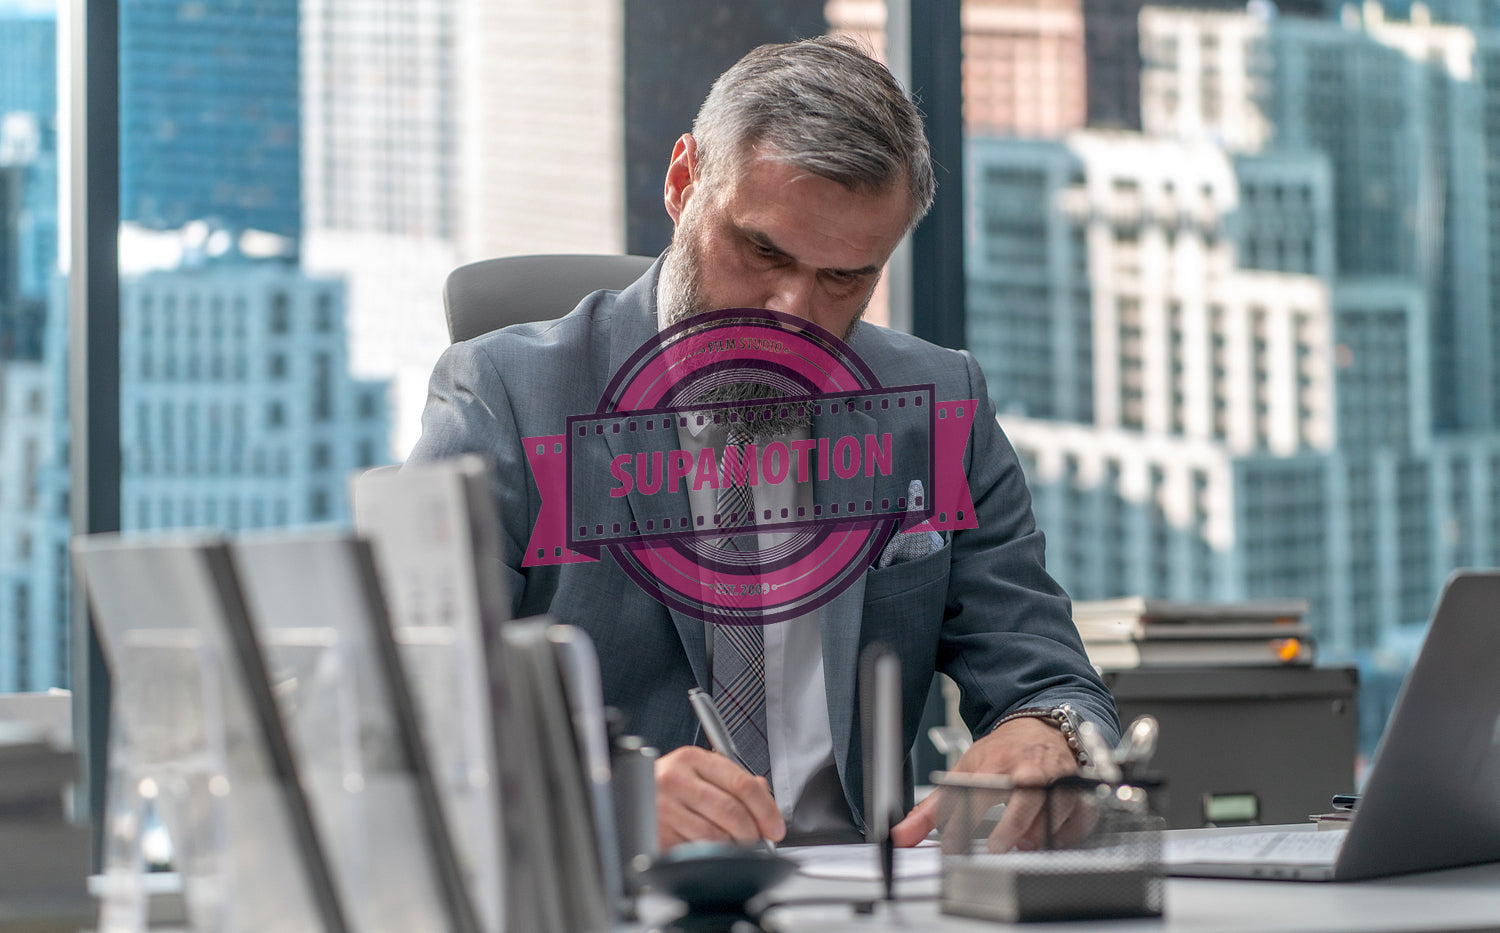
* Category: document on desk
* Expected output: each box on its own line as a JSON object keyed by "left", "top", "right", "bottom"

{"left": 1164, "top": 829, "right": 1347, "bottom": 865}
{"left": 780, "top": 841, "right": 942, "bottom": 881}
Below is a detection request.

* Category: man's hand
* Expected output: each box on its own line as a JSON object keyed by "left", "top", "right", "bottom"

{"left": 654, "top": 746, "right": 786, "bottom": 849}
{"left": 891, "top": 715, "right": 1082, "bottom": 851}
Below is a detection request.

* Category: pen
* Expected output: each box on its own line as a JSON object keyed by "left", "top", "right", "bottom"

{"left": 687, "top": 687, "right": 776, "bottom": 851}
{"left": 860, "top": 644, "right": 901, "bottom": 902}
{"left": 880, "top": 811, "right": 895, "bottom": 902}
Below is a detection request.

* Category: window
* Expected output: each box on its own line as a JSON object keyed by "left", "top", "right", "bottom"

{"left": 314, "top": 292, "right": 334, "bottom": 332}
{"left": 312, "top": 354, "right": 332, "bottom": 422}
{"left": 269, "top": 292, "right": 291, "bottom": 334}
{"left": 28, "top": 0, "right": 1464, "bottom": 839}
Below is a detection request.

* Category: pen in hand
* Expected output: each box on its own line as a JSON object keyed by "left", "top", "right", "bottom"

{"left": 687, "top": 687, "right": 777, "bottom": 852}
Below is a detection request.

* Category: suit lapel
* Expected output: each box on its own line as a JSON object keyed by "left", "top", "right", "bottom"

{"left": 814, "top": 392, "right": 933, "bottom": 828}
{"left": 822, "top": 570, "right": 868, "bottom": 830}
{"left": 600, "top": 420, "right": 709, "bottom": 687}
{"left": 811, "top": 400, "right": 880, "bottom": 829}
{"left": 597, "top": 260, "right": 711, "bottom": 686}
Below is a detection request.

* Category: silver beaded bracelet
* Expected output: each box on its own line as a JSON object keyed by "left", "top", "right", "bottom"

{"left": 989, "top": 703, "right": 1090, "bottom": 768}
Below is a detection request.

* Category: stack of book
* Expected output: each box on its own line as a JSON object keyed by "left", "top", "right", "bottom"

{"left": 1073, "top": 596, "right": 1314, "bottom": 670}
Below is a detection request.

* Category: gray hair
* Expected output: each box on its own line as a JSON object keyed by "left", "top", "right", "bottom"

{"left": 691, "top": 36, "right": 935, "bottom": 232}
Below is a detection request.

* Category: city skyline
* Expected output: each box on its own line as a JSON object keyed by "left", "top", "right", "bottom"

{"left": 1, "top": 1, "right": 1496, "bottom": 752}
{"left": 0, "top": 0, "right": 391, "bottom": 693}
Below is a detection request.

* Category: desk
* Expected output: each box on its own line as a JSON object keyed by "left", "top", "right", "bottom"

{"left": 127, "top": 840, "right": 1500, "bottom": 932}
{"left": 127, "top": 859, "right": 1500, "bottom": 933}
{"left": 634, "top": 834, "right": 1500, "bottom": 933}
{"left": 730, "top": 863, "right": 1500, "bottom": 932}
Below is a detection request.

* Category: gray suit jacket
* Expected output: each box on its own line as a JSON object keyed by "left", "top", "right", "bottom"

{"left": 408, "top": 261, "right": 1119, "bottom": 831}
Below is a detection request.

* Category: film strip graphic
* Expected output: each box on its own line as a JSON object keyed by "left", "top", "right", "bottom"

{"left": 521, "top": 386, "right": 979, "bottom": 567}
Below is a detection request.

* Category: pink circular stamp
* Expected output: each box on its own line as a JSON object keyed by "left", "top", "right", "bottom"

{"left": 522, "top": 309, "right": 978, "bottom": 625}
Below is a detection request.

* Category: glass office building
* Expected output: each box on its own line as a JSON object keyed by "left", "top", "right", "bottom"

{"left": 119, "top": 0, "right": 301, "bottom": 243}
{"left": 0, "top": 2, "right": 64, "bottom": 692}
{"left": 0, "top": 0, "right": 385, "bottom": 693}
{"left": 962, "top": 4, "right": 1500, "bottom": 752}
{"left": 0, "top": 8, "right": 57, "bottom": 354}
{"left": 120, "top": 260, "right": 389, "bottom": 533}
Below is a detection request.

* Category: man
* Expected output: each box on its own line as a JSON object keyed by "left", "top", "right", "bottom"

{"left": 409, "top": 36, "right": 1118, "bottom": 850}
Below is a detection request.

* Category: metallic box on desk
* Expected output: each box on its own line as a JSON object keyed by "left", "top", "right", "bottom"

{"left": 934, "top": 773, "right": 1164, "bottom": 923}
{"left": 1103, "top": 666, "right": 1358, "bottom": 829}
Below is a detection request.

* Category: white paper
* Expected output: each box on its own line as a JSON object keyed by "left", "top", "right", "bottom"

{"left": 780, "top": 841, "right": 941, "bottom": 881}
{"left": 1163, "top": 829, "right": 1346, "bottom": 866}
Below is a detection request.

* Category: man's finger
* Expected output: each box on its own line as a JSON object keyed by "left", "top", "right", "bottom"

{"left": 1049, "top": 786, "right": 1078, "bottom": 836}
{"left": 730, "top": 773, "right": 786, "bottom": 842}
{"left": 659, "top": 794, "right": 734, "bottom": 847}
{"left": 987, "top": 786, "right": 1046, "bottom": 853}
{"left": 891, "top": 792, "right": 936, "bottom": 847}
{"left": 1051, "top": 789, "right": 1101, "bottom": 848}
{"left": 683, "top": 776, "right": 771, "bottom": 844}
{"left": 655, "top": 746, "right": 785, "bottom": 847}
{"left": 692, "top": 753, "right": 785, "bottom": 842}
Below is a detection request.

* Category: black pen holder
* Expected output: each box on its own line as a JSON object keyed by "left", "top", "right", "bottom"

{"left": 932, "top": 772, "right": 1164, "bottom": 923}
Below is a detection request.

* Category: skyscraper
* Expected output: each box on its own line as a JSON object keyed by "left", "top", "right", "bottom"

{"left": 0, "top": 254, "right": 69, "bottom": 693}
{"left": 0, "top": 1, "right": 64, "bottom": 688}
{"left": 120, "top": 0, "right": 301, "bottom": 243}
{"left": 826, "top": 0, "right": 1089, "bottom": 137}
{"left": 1140, "top": 6, "right": 1495, "bottom": 431}
{"left": 298, "top": 0, "right": 469, "bottom": 457}
{"left": 0, "top": 7, "right": 54, "bottom": 120}
{"left": 0, "top": 164, "right": 25, "bottom": 353}
{"left": 120, "top": 261, "right": 389, "bottom": 533}
{"left": 968, "top": 130, "right": 1500, "bottom": 676}
{"left": 0, "top": 354, "right": 66, "bottom": 691}
{"left": 1083, "top": 0, "right": 1329, "bottom": 130}
{"left": 1367, "top": 0, "right": 1494, "bottom": 25}
{"left": 969, "top": 134, "right": 1336, "bottom": 452}
{"left": 965, "top": 8, "right": 1500, "bottom": 750}
{"left": 0, "top": 5, "right": 58, "bottom": 318}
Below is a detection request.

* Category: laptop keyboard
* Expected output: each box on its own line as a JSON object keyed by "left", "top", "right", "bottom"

{"left": 1164, "top": 829, "right": 1348, "bottom": 866}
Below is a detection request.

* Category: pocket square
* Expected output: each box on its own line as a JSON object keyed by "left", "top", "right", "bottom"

{"left": 877, "top": 480, "right": 945, "bottom": 569}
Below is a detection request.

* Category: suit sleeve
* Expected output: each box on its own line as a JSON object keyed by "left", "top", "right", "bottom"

{"left": 937, "top": 350, "right": 1121, "bottom": 744}
{"left": 406, "top": 339, "right": 531, "bottom": 616}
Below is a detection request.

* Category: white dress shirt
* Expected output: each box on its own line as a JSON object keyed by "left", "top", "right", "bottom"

{"left": 657, "top": 304, "right": 859, "bottom": 840}
{"left": 674, "top": 416, "right": 857, "bottom": 839}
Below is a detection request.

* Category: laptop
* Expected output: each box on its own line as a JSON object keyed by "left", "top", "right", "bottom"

{"left": 1164, "top": 569, "right": 1500, "bottom": 881}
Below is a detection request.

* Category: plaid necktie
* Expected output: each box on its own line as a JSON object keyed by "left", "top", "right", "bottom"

{"left": 711, "top": 426, "right": 771, "bottom": 782}
{"left": 715, "top": 426, "right": 758, "bottom": 553}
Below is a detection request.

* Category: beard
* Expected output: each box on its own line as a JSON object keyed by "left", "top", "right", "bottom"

{"left": 658, "top": 204, "right": 868, "bottom": 441}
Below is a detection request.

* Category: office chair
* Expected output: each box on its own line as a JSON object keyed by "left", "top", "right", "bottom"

{"left": 442, "top": 253, "right": 656, "bottom": 343}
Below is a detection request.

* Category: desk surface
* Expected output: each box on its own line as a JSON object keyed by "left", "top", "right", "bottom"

{"left": 634, "top": 846, "right": 1500, "bottom": 933}
{"left": 128, "top": 838, "right": 1500, "bottom": 933}
{"left": 733, "top": 862, "right": 1500, "bottom": 933}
